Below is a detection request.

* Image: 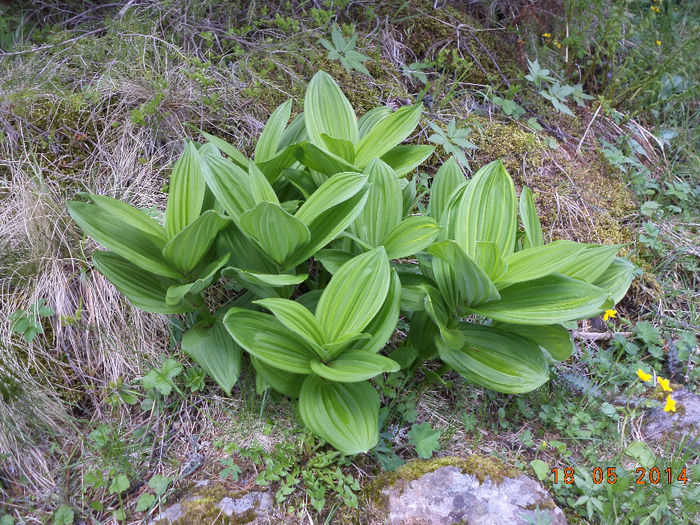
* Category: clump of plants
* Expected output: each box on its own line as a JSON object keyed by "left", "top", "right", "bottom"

{"left": 68, "top": 71, "right": 637, "bottom": 455}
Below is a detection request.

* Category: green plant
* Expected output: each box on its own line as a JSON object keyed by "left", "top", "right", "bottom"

{"left": 318, "top": 24, "right": 371, "bottom": 76}
{"left": 9, "top": 298, "right": 55, "bottom": 343}
{"left": 402, "top": 61, "right": 429, "bottom": 85}
{"left": 427, "top": 118, "right": 478, "bottom": 169}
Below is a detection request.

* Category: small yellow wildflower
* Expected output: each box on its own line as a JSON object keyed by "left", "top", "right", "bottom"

{"left": 658, "top": 377, "right": 673, "bottom": 392}
{"left": 553, "top": 40, "right": 562, "bottom": 49}
{"left": 542, "top": 33, "right": 552, "bottom": 38}
{"left": 656, "top": 40, "right": 661, "bottom": 46}
{"left": 664, "top": 395, "right": 676, "bottom": 412}
{"left": 603, "top": 309, "right": 617, "bottom": 321}
{"left": 637, "top": 369, "right": 652, "bottom": 382}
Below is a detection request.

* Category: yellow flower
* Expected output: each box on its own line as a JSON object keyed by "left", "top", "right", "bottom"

{"left": 636, "top": 368, "right": 652, "bottom": 382}
{"left": 658, "top": 377, "right": 672, "bottom": 392}
{"left": 542, "top": 33, "right": 551, "bottom": 38}
{"left": 656, "top": 40, "right": 661, "bottom": 46}
{"left": 603, "top": 309, "right": 617, "bottom": 321}
{"left": 664, "top": 395, "right": 676, "bottom": 412}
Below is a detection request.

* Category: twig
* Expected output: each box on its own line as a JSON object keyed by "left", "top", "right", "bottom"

{"left": 0, "top": 28, "right": 105, "bottom": 57}
{"left": 576, "top": 103, "right": 602, "bottom": 155}
{"left": 572, "top": 331, "right": 633, "bottom": 341}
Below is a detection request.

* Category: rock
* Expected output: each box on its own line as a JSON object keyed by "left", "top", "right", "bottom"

{"left": 148, "top": 481, "right": 274, "bottom": 525}
{"left": 368, "top": 456, "right": 566, "bottom": 525}
{"left": 641, "top": 388, "right": 700, "bottom": 448}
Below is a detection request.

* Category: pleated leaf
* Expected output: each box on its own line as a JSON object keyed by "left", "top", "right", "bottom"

{"left": 356, "top": 270, "right": 402, "bottom": 354}
{"left": 199, "top": 130, "right": 249, "bottom": 169}
{"left": 446, "top": 160, "right": 517, "bottom": 258}
{"left": 380, "top": 145, "right": 434, "bottom": 177}
{"left": 519, "top": 186, "right": 544, "bottom": 249}
{"left": 495, "top": 240, "right": 587, "bottom": 288}
{"left": 216, "top": 225, "right": 277, "bottom": 274}
{"left": 165, "top": 254, "right": 229, "bottom": 307}
{"left": 295, "top": 172, "right": 367, "bottom": 226}
{"left": 68, "top": 201, "right": 181, "bottom": 279}
{"left": 316, "top": 247, "right": 391, "bottom": 343}
{"left": 424, "top": 287, "right": 463, "bottom": 349}
{"left": 474, "top": 241, "right": 508, "bottom": 282}
{"left": 162, "top": 210, "right": 229, "bottom": 274}
{"left": 248, "top": 162, "right": 279, "bottom": 204}
{"left": 315, "top": 249, "right": 353, "bottom": 275}
{"left": 428, "top": 240, "right": 500, "bottom": 308}
{"left": 351, "top": 159, "right": 402, "bottom": 247}
{"left": 221, "top": 267, "right": 300, "bottom": 299}
{"left": 295, "top": 142, "right": 359, "bottom": 175}
{"left": 299, "top": 375, "right": 379, "bottom": 454}
{"left": 254, "top": 298, "right": 326, "bottom": 346}
{"left": 256, "top": 144, "right": 299, "bottom": 183}
{"left": 255, "top": 98, "right": 292, "bottom": 162}
{"left": 251, "top": 356, "right": 305, "bottom": 398}
{"left": 200, "top": 154, "right": 256, "bottom": 222}
{"left": 436, "top": 322, "right": 549, "bottom": 394}
{"left": 304, "top": 71, "right": 358, "bottom": 147}
{"left": 310, "top": 352, "right": 399, "bottom": 383}
{"left": 558, "top": 244, "right": 624, "bottom": 283}
{"left": 593, "top": 257, "right": 637, "bottom": 304}
{"left": 358, "top": 106, "right": 392, "bottom": 138}
{"left": 239, "top": 202, "right": 310, "bottom": 266}
{"left": 165, "top": 142, "right": 206, "bottom": 238}
{"left": 92, "top": 251, "right": 191, "bottom": 314}
{"left": 428, "top": 157, "right": 464, "bottom": 223}
{"left": 470, "top": 273, "right": 610, "bottom": 324}
{"left": 321, "top": 134, "right": 356, "bottom": 164}
{"left": 354, "top": 103, "right": 422, "bottom": 168}
{"left": 86, "top": 194, "right": 168, "bottom": 248}
{"left": 182, "top": 316, "right": 242, "bottom": 395}
{"left": 223, "top": 309, "right": 317, "bottom": 373}
{"left": 384, "top": 216, "right": 441, "bottom": 259}
{"left": 492, "top": 322, "right": 574, "bottom": 362}
{"left": 278, "top": 113, "right": 307, "bottom": 150}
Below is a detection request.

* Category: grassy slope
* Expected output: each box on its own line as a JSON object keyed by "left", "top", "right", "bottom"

{"left": 0, "top": 1, "right": 698, "bottom": 523}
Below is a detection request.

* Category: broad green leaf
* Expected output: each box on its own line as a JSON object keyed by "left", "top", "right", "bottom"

{"left": 200, "top": 154, "right": 255, "bottom": 222}
{"left": 239, "top": 202, "right": 310, "bottom": 266}
{"left": 223, "top": 309, "right": 316, "bottom": 373}
{"left": 255, "top": 99, "right": 292, "bottom": 162}
{"left": 407, "top": 310, "right": 440, "bottom": 359}
{"left": 299, "top": 375, "right": 378, "bottom": 454}
{"left": 182, "top": 316, "right": 242, "bottom": 395}
{"left": 519, "top": 186, "right": 543, "bottom": 249}
{"left": 351, "top": 159, "right": 402, "bottom": 247}
{"left": 474, "top": 241, "right": 508, "bottom": 282}
{"left": 401, "top": 176, "right": 417, "bottom": 217}
{"left": 251, "top": 356, "right": 305, "bottom": 398}
{"left": 222, "top": 267, "right": 306, "bottom": 287}
{"left": 310, "top": 352, "right": 399, "bottom": 382}
{"left": 86, "top": 195, "right": 168, "bottom": 248}
{"left": 295, "top": 172, "right": 367, "bottom": 226}
{"left": 428, "top": 157, "right": 464, "bottom": 223}
{"left": 283, "top": 167, "right": 318, "bottom": 199}
{"left": 316, "top": 248, "right": 391, "bottom": 343}
{"left": 358, "top": 106, "right": 392, "bottom": 138}
{"left": 424, "top": 287, "right": 463, "bottom": 349}
{"left": 380, "top": 145, "right": 434, "bottom": 177}
{"left": 436, "top": 322, "right": 549, "bottom": 393}
{"left": 407, "top": 422, "right": 441, "bottom": 459}
{"left": 357, "top": 270, "right": 401, "bottom": 353}
{"left": 165, "top": 142, "right": 206, "bottom": 238}
{"left": 314, "top": 249, "right": 353, "bottom": 275}
{"left": 199, "top": 130, "right": 249, "bottom": 169}
{"left": 354, "top": 103, "right": 422, "bottom": 168}
{"left": 304, "top": 71, "right": 358, "bottom": 147}
{"left": 593, "top": 257, "right": 637, "bottom": 304}
{"left": 165, "top": 254, "right": 229, "bottom": 307}
{"left": 295, "top": 142, "right": 359, "bottom": 175}
{"left": 278, "top": 113, "right": 307, "bottom": 150}
{"left": 495, "top": 240, "right": 587, "bottom": 287}
{"left": 247, "top": 162, "right": 279, "bottom": 204}
{"left": 254, "top": 298, "right": 326, "bottom": 346}
{"left": 325, "top": 333, "right": 373, "bottom": 358}
{"left": 256, "top": 144, "right": 298, "bottom": 183}
{"left": 321, "top": 134, "right": 356, "bottom": 164}
{"left": 216, "top": 224, "right": 277, "bottom": 274}
{"left": 384, "top": 216, "right": 440, "bottom": 259}
{"left": 470, "top": 273, "right": 610, "bottom": 324}
{"left": 446, "top": 160, "right": 517, "bottom": 258}
{"left": 428, "top": 240, "right": 500, "bottom": 308}
{"left": 162, "top": 210, "right": 229, "bottom": 274}
{"left": 397, "top": 271, "right": 433, "bottom": 313}
{"left": 559, "top": 244, "right": 624, "bottom": 283}
{"left": 493, "top": 322, "right": 575, "bottom": 361}
{"left": 68, "top": 201, "right": 181, "bottom": 279}
{"left": 92, "top": 251, "right": 192, "bottom": 314}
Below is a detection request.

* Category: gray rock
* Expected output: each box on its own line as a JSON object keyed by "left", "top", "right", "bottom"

{"left": 381, "top": 459, "right": 566, "bottom": 525}
{"left": 148, "top": 481, "right": 273, "bottom": 524}
{"left": 641, "top": 388, "right": 700, "bottom": 448}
